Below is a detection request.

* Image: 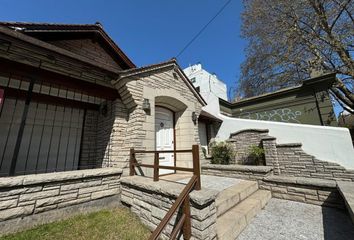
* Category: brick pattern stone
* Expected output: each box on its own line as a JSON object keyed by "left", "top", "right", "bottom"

{"left": 121, "top": 176, "right": 218, "bottom": 240}
{"left": 227, "top": 129, "right": 269, "bottom": 164}
{"left": 262, "top": 137, "right": 280, "bottom": 174}
{"left": 259, "top": 176, "right": 344, "bottom": 208}
{"left": 113, "top": 66, "right": 204, "bottom": 175}
{"left": 201, "top": 164, "right": 273, "bottom": 183}
{"left": 276, "top": 144, "right": 354, "bottom": 181}
{"left": 229, "top": 129, "right": 354, "bottom": 182}
{"left": 48, "top": 39, "right": 122, "bottom": 70}
{"left": 0, "top": 168, "right": 122, "bottom": 223}
{"left": 79, "top": 99, "right": 129, "bottom": 171}
{"left": 0, "top": 31, "right": 117, "bottom": 87}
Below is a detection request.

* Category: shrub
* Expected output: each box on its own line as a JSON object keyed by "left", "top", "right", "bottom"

{"left": 247, "top": 145, "right": 265, "bottom": 165}
{"left": 210, "top": 141, "right": 235, "bottom": 165}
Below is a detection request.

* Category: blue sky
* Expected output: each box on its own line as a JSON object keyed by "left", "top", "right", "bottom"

{"left": 1, "top": 0, "right": 245, "bottom": 100}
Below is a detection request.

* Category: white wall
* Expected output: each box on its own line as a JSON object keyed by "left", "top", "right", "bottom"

{"left": 184, "top": 64, "right": 228, "bottom": 101}
{"left": 203, "top": 94, "right": 354, "bottom": 170}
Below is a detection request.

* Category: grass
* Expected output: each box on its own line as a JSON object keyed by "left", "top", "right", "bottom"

{"left": 0, "top": 208, "right": 151, "bottom": 240}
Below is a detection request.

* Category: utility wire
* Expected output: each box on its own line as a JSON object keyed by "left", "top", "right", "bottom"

{"left": 176, "top": 0, "right": 233, "bottom": 58}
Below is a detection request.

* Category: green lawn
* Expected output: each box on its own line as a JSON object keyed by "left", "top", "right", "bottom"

{"left": 0, "top": 208, "right": 150, "bottom": 240}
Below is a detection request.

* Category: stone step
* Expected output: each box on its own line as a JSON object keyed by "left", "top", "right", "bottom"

{"left": 216, "top": 190, "right": 271, "bottom": 240}
{"left": 216, "top": 180, "right": 258, "bottom": 217}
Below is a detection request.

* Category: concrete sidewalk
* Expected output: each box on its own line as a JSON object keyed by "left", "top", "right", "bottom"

{"left": 238, "top": 198, "right": 354, "bottom": 240}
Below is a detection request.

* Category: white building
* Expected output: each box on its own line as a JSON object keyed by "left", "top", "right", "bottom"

{"left": 184, "top": 63, "right": 228, "bottom": 101}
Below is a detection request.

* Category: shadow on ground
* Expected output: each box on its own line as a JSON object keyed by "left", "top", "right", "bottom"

{"left": 322, "top": 206, "right": 354, "bottom": 240}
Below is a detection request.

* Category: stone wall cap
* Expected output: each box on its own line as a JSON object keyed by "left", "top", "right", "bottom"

{"left": 263, "top": 176, "right": 336, "bottom": 188}
{"left": 276, "top": 143, "right": 302, "bottom": 147}
{"left": 0, "top": 168, "right": 123, "bottom": 187}
{"left": 121, "top": 176, "right": 218, "bottom": 206}
{"left": 337, "top": 181, "right": 354, "bottom": 216}
{"left": 261, "top": 136, "right": 277, "bottom": 141}
{"left": 229, "top": 129, "right": 269, "bottom": 138}
{"left": 202, "top": 164, "right": 273, "bottom": 173}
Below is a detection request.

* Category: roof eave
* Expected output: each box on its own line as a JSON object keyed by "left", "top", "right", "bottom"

{"left": 113, "top": 59, "right": 207, "bottom": 106}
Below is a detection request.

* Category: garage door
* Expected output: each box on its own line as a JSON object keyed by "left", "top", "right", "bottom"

{"left": 0, "top": 98, "right": 84, "bottom": 176}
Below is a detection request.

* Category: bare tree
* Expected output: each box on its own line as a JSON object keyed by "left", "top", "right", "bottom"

{"left": 238, "top": 0, "right": 354, "bottom": 113}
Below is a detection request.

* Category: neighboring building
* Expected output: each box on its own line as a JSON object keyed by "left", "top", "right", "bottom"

{"left": 183, "top": 63, "right": 228, "bottom": 101}
{"left": 338, "top": 111, "right": 354, "bottom": 145}
{"left": 183, "top": 64, "right": 226, "bottom": 154}
{"left": 220, "top": 74, "right": 338, "bottom": 126}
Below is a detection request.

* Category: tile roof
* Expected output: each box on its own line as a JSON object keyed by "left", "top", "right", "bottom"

{"left": 0, "top": 21, "right": 136, "bottom": 69}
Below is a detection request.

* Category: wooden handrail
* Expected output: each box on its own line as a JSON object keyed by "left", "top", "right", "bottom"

{"left": 133, "top": 163, "right": 195, "bottom": 173}
{"left": 149, "top": 175, "right": 197, "bottom": 240}
{"left": 130, "top": 144, "right": 201, "bottom": 239}
{"left": 133, "top": 149, "right": 193, "bottom": 154}
{"left": 130, "top": 144, "right": 201, "bottom": 190}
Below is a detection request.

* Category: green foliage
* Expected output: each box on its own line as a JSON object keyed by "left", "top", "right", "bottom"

{"left": 210, "top": 141, "right": 235, "bottom": 165}
{"left": 237, "top": 0, "right": 354, "bottom": 112}
{"left": 247, "top": 145, "right": 265, "bottom": 165}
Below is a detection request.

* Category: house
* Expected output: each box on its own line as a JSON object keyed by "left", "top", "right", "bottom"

{"left": 0, "top": 21, "right": 354, "bottom": 239}
{"left": 0, "top": 22, "right": 216, "bottom": 178}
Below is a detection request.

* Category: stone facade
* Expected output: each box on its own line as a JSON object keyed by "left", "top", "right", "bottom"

{"left": 201, "top": 164, "right": 273, "bottom": 183}
{"left": 48, "top": 39, "right": 122, "bottom": 70}
{"left": 259, "top": 176, "right": 344, "bottom": 208}
{"left": 121, "top": 176, "right": 218, "bottom": 240}
{"left": 227, "top": 129, "right": 354, "bottom": 182}
{"left": 227, "top": 129, "right": 269, "bottom": 164}
{"left": 79, "top": 99, "right": 129, "bottom": 170}
{"left": 274, "top": 143, "right": 354, "bottom": 181}
{"left": 113, "top": 62, "right": 205, "bottom": 175}
{"left": 0, "top": 168, "right": 122, "bottom": 236}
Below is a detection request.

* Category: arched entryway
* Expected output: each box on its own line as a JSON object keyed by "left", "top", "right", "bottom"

{"left": 155, "top": 106, "right": 175, "bottom": 175}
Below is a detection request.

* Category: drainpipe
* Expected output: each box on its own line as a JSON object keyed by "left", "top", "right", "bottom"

{"left": 312, "top": 88, "right": 324, "bottom": 126}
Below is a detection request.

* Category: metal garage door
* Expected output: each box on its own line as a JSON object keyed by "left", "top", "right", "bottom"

{"left": 0, "top": 97, "right": 84, "bottom": 176}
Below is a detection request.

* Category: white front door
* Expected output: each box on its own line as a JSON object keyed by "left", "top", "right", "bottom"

{"left": 155, "top": 107, "right": 174, "bottom": 175}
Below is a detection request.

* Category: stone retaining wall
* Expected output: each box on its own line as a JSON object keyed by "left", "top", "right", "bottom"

{"left": 0, "top": 168, "right": 122, "bottom": 236}
{"left": 228, "top": 128, "right": 354, "bottom": 182}
{"left": 227, "top": 129, "right": 269, "bottom": 164}
{"left": 259, "top": 176, "right": 344, "bottom": 208}
{"left": 274, "top": 143, "right": 354, "bottom": 181}
{"left": 337, "top": 181, "right": 354, "bottom": 224}
{"left": 121, "top": 176, "right": 218, "bottom": 240}
{"left": 201, "top": 164, "right": 273, "bottom": 183}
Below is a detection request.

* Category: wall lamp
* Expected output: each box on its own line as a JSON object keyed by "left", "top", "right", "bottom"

{"left": 192, "top": 111, "right": 197, "bottom": 124}
{"left": 142, "top": 98, "right": 151, "bottom": 112}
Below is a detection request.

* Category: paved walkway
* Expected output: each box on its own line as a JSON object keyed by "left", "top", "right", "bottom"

{"left": 177, "top": 175, "right": 243, "bottom": 193}
{"left": 238, "top": 198, "right": 354, "bottom": 240}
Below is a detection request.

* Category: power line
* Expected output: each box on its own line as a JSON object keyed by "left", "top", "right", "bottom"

{"left": 176, "top": 0, "right": 233, "bottom": 58}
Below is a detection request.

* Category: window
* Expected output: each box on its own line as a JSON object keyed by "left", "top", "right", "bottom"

{"left": 190, "top": 77, "right": 196, "bottom": 83}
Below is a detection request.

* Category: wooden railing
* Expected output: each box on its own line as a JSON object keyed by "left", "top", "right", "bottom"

{"left": 129, "top": 144, "right": 201, "bottom": 239}
{"left": 129, "top": 144, "right": 201, "bottom": 190}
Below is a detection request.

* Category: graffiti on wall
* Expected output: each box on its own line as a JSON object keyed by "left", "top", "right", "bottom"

{"left": 238, "top": 108, "right": 302, "bottom": 123}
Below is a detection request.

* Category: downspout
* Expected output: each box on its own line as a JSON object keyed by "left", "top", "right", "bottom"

{"left": 312, "top": 88, "right": 324, "bottom": 126}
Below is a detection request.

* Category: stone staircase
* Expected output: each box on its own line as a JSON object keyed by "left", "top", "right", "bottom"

{"left": 215, "top": 180, "right": 271, "bottom": 240}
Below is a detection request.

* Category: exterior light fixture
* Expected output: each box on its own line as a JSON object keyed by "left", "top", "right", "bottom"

{"left": 142, "top": 98, "right": 151, "bottom": 111}
{"left": 172, "top": 72, "right": 178, "bottom": 80}
{"left": 192, "top": 111, "right": 197, "bottom": 124}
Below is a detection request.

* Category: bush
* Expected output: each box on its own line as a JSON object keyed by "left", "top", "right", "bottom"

{"left": 210, "top": 141, "right": 235, "bottom": 165}
{"left": 247, "top": 145, "right": 265, "bottom": 165}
